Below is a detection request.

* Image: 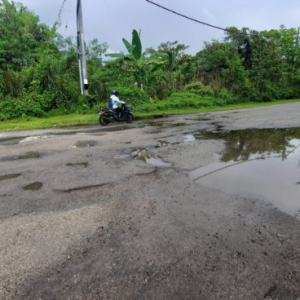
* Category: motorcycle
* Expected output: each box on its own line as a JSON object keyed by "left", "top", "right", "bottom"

{"left": 98, "top": 103, "right": 134, "bottom": 126}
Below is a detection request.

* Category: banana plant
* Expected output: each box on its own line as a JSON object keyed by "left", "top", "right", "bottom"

{"left": 106, "top": 29, "right": 168, "bottom": 86}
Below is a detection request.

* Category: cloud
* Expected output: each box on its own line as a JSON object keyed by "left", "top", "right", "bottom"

{"left": 106, "top": 48, "right": 119, "bottom": 54}
{"left": 202, "top": 8, "right": 217, "bottom": 24}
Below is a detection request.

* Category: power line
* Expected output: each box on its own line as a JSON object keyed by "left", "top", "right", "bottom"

{"left": 145, "top": 0, "right": 298, "bottom": 39}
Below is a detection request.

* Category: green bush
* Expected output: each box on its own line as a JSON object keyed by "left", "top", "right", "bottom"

{"left": 184, "top": 82, "right": 215, "bottom": 96}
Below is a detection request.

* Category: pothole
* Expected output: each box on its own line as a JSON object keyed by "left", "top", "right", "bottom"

{"left": 131, "top": 148, "right": 171, "bottom": 167}
{"left": 184, "top": 134, "right": 196, "bottom": 143}
{"left": 170, "top": 123, "right": 187, "bottom": 127}
{"left": 75, "top": 142, "right": 96, "bottom": 148}
{"left": 23, "top": 182, "right": 43, "bottom": 191}
{"left": 185, "top": 117, "right": 212, "bottom": 121}
{"left": 66, "top": 162, "right": 89, "bottom": 169}
{"left": 150, "top": 130, "right": 162, "bottom": 134}
{"left": 189, "top": 127, "right": 300, "bottom": 217}
{"left": 0, "top": 138, "right": 23, "bottom": 145}
{"left": 19, "top": 135, "right": 54, "bottom": 143}
{"left": 18, "top": 153, "right": 40, "bottom": 159}
{"left": 0, "top": 174, "right": 21, "bottom": 181}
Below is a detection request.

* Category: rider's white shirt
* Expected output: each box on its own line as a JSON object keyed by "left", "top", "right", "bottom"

{"left": 111, "top": 95, "right": 125, "bottom": 109}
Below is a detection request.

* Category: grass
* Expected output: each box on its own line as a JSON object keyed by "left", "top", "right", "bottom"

{"left": 0, "top": 99, "right": 299, "bottom": 132}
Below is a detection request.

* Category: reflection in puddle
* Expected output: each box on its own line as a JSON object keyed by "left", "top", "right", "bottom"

{"left": 20, "top": 135, "right": 54, "bottom": 143}
{"left": 66, "top": 162, "right": 89, "bottom": 169}
{"left": 0, "top": 174, "right": 21, "bottom": 181}
{"left": 189, "top": 128, "right": 300, "bottom": 216}
{"left": 23, "top": 182, "right": 43, "bottom": 191}
{"left": 184, "top": 134, "right": 196, "bottom": 143}
{"left": 131, "top": 148, "right": 171, "bottom": 167}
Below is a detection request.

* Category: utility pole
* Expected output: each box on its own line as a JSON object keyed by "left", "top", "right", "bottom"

{"left": 296, "top": 27, "right": 300, "bottom": 51}
{"left": 77, "top": 0, "right": 88, "bottom": 95}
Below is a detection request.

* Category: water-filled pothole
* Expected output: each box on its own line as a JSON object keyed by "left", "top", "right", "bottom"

{"left": 189, "top": 128, "right": 300, "bottom": 216}
{"left": 66, "top": 162, "right": 89, "bottom": 169}
{"left": 20, "top": 135, "right": 54, "bottom": 143}
{"left": 0, "top": 138, "right": 23, "bottom": 145}
{"left": 150, "top": 130, "right": 163, "bottom": 134}
{"left": 170, "top": 123, "right": 187, "bottom": 127}
{"left": 185, "top": 116, "right": 212, "bottom": 121}
{"left": 76, "top": 142, "right": 95, "bottom": 148}
{"left": 0, "top": 174, "right": 21, "bottom": 181}
{"left": 131, "top": 148, "right": 171, "bottom": 167}
{"left": 59, "top": 123, "right": 90, "bottom": 129}
{"left": 23, "top": 182, "right": 43, "bottom": 191}
{"left": 18, "top": 153, "right": 40, "bottom": 159}
{"left": 184, "top": 134, "right": 196, "bottom": 143}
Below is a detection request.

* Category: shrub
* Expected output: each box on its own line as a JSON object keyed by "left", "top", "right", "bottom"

{"left": 184, "top": 82, "right": 215, "bottom": 96}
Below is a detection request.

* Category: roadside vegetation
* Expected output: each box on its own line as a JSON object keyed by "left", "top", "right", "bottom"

{"left": 0, "top": 1, "right": 300, "bottom": 128}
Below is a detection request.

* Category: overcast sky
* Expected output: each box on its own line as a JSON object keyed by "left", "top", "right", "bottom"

{"left": 18, "top": 0, "right": 300, "bottom": 57}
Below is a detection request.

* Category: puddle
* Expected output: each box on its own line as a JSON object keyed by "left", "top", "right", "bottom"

{"left": 170, "top": 123, "right": 187, "bottom": 127}
{"left": 76, "top": 142, "right": 95, "bottom": 148}
{"left": 0, "top": 138, "right": 24, "bottom": 145}
{"left": 157, "top": 140, "right": 170, "bottom": 146}
{"left": 0, "top": 174, "right": 21, "bottom": 181}
{"left": 189, "top": 128, "right": 300, "bottom": 216}
{"left": 131, "top": 148, "right": 171, "bottom": 167}
{"left": 185, "top": 116, "right": 212, "bottom": 121}
{"left": 66, "top": 162, "right": 89, "bottom": 169}
{"left": 141, "top": 119, "right": 175, "bottom": 127}
{"left": 136, "top": 114, "right": 170, "bottom": 121}
{"left": 184, "top": 134, "right": 196, "bottom": 143}
{"left": 124, "top": 142, "right": 132, "bottom": 144}
{"left": 142, "top": 120, "right": 166, "bottom": 127}
{"left": 18, "top": 153, "right": 40, "bottom": 159}
{"left": 23, "top": 182, "right": 43, "bottom": 191}
{"left": 59, "top": 123, "right": 90, "bottom": 129}
{"left": 150, "top": 130, "right": 162, "bottom": 134}
{"left": 19, "top": 135, "right": 54, "bottom": 143}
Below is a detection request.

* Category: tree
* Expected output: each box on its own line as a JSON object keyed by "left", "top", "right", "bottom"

{"left": 145, "top": 41, "right": 189, "bottom": 71}
{"left": 86, "top": 39, "right": 108, "bottom": 66}
{"left": 0, "top": 0, "right": 53, "bottom": 70}
{"left": 106, "top": 29, "right": 167, "bottom": 87}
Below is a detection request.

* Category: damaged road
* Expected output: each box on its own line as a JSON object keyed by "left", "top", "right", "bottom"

{"left": 0, "top": 102, "right": 300, "bottom": 300}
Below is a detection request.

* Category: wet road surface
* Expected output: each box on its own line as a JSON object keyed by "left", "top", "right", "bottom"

{"left": 1, "top": 102, "right": 300, "bottom": 300}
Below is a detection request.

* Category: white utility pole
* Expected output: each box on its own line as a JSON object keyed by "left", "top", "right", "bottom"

{"left": 77, "top": 0, "right": 88, "bottom": 95}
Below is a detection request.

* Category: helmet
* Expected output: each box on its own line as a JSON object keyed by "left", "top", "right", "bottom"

{"left": 111, "top": 90, "right": 118, "bottom": 96}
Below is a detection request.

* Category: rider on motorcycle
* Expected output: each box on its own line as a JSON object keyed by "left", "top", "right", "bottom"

{"left": 110, "top": 90, "right": 125, "bottom": 119}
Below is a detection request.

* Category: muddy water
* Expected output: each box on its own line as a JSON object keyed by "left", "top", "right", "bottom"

{"left": 0, "top": 174, "right": 21, "bottom": 181}
{"left": 189, "top": 128, "right": 300, "bottom": 216}
{"left": 23, "top": 182, "right": 43, "bottom": 191}
{"left": 19, "top": 153, "right": 40, "bottom": 159}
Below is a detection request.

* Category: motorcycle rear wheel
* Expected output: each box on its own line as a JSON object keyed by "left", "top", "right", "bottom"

{"left": 126, "top": 114, "right": 133, "bottom": 123}
{"left": 99, "top": 115, "right": 109, "bottom": 126}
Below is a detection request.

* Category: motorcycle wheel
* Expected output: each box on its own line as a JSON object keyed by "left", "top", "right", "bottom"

{"left": 126, "top": 114, "right": 133, "bottom": 123}
{"left": 99, "top": 115, "right": 109, "bottom": 126}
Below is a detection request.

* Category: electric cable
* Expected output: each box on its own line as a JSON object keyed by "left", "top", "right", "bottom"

{"left": 145, "top": 0, "right": 298, "bottom": 39}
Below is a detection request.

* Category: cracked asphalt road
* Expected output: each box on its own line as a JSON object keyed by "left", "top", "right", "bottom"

{"left": 1, "top": 102, "right": 300, "bottom": 300}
